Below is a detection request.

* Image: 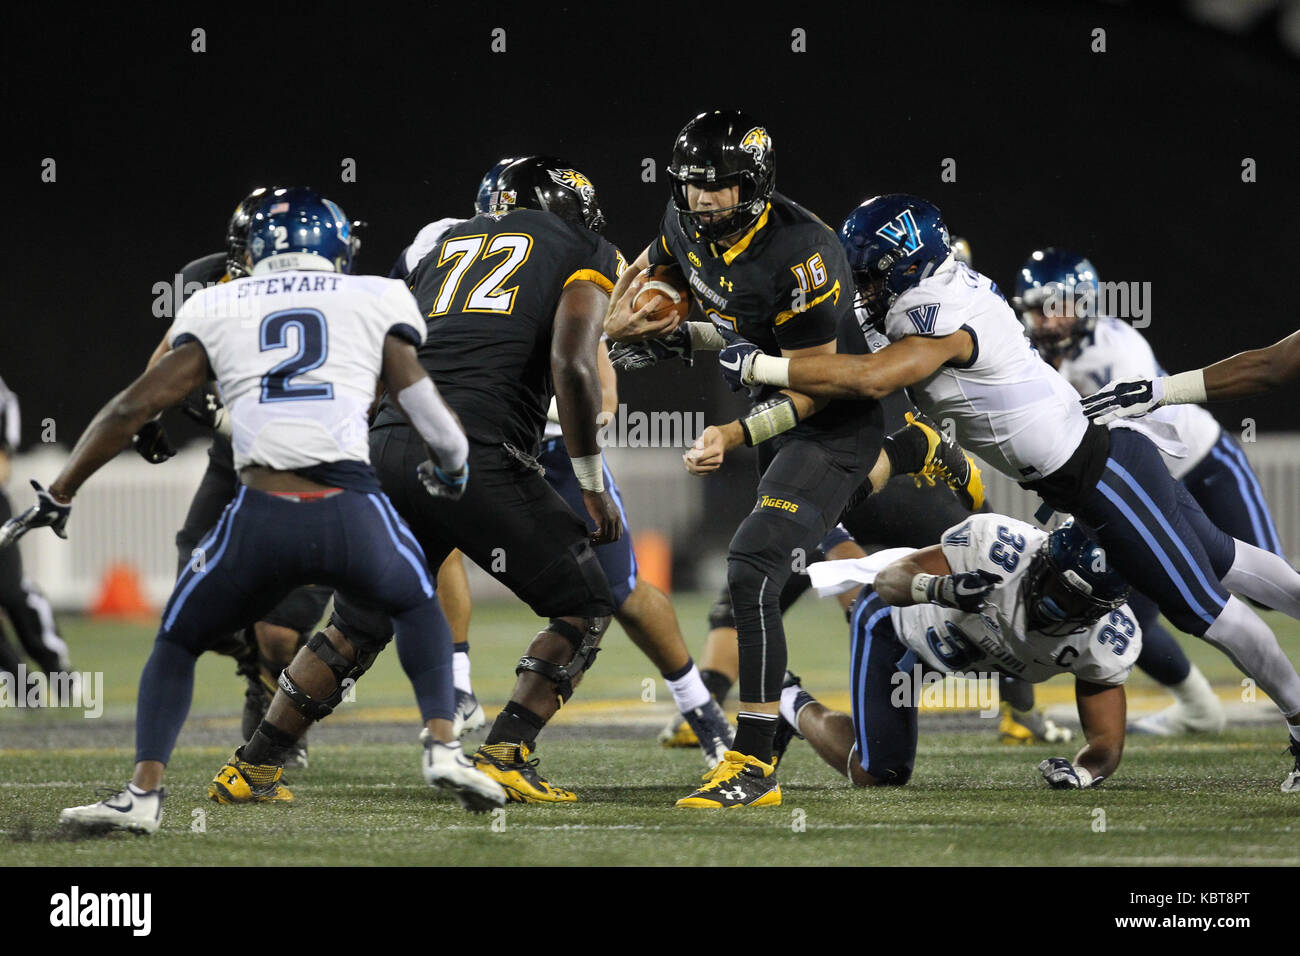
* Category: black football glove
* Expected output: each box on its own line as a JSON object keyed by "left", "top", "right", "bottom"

{"left": 608, "top": 326, "right": 693, "bottom": 372}
{"left": 924, "top": 568, "right": 1002, "bottom": 612}
{"left": 0, "top": 479, "right": 72, "bottom": 550}
{"left": 180, "top": 389, "right": 228, "bottom": 433}
{"left": 132, "top": 419, "right": 176, "bottom": 464}
{"left": 417, "top": 460, "right": 469, "bottom": 500}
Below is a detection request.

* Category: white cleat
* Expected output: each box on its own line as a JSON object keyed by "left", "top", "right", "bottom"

{"left": 420, "top": 729, "right": 506, "bottom": 812}
{"left": 59, "top": 784, "right": 166, "bottom": 834}
{"left": 1131, "top": 666, "right": 1226, "bottom": 735}
{"left": 452, "top": 690, "right": 487, "bottom": 739}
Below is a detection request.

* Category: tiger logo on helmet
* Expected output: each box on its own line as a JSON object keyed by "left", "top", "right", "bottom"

{"left": 547, "top": 168, "right": 596, "bottom": 205}
{"left": 739, "top": 126, "right": 772, "bottom": 165}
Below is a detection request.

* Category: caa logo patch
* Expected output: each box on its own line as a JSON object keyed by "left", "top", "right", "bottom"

{"left": 906, "top": 302, "right": 941, "bottom": 335}
{"left": 875, "top": 209, "right": 922, "bottom": 253}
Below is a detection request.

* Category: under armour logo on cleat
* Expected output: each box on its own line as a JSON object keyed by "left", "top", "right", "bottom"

{"left": 226, "top": 773, "right": 238, "bottom": 785}
{"left": 720, "top": 787, "right": 746, "bottom": 800}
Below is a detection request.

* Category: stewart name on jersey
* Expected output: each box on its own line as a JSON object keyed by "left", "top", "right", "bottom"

{"left": 374, "top": 209, "right": 623, "bottom": 452}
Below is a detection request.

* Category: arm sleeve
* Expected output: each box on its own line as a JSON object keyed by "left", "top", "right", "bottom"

{"left": 379, "top": 280, "right": 429, "bottom": 347}
{"left": 773, "top": 232, "right": 847, "bottom": 351}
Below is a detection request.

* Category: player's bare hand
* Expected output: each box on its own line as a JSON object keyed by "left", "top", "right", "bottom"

{"left": 583, "top": 488, "right": 622, "bottom": 544}
{"left": 604, "top": 276, "right": 679, "bottom": 343}
{"left": 683, "top": 425, "right": 729, "bottom": 475}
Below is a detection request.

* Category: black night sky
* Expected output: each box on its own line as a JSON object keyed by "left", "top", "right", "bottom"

{"left": 3, "top": 1, "right": 1297, "bottom": 447}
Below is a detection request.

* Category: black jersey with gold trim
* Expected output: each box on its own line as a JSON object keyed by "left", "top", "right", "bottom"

{"left": 375, "top": 209, "right": 623, "bottom": 451}
{"left": 650, "top": 191, "right": 877, "bottom": 436}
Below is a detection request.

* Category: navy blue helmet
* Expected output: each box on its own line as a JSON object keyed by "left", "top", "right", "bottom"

{"left": 474, "top": 157, "right": 519, "bottom": 216}
{"left": 839, "top": 194, "right": 951, "bottom": 324}
{"left": 1022, "top": 523, "right": 1129, "bottom": 637}
{"left": 668, "top": 109, "right": 775, "bottom": 243}
{"left": 226, "top": 186, "right": 282, "bottom": 278}
{"left": 1012, "top": 248, "right": 1100, "bottom": 364}
{"left": 245, "top": 187, "right": 355, "bottom": 274}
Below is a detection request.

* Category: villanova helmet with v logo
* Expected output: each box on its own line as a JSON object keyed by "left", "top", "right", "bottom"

{"left": 839, "top": 194, "right": 951, "bottom": 323}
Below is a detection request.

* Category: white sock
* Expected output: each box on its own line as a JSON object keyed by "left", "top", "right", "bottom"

{"left": 1169, "top": 665, "right": 1213, "bottom": 709}
{"left": 126, "top": 783, "right": 153, "bottom": 797}
{"left": 666, "top": 663, "right": 711, "bottom": 713}
{"left": 779, "top": 684, "right": 803, "bottom": 728}
{"left": 1203, "top": 596, "right": 1300, "bottom": 717}
{"left": 1223, "top": 541, "right": 1300, "bottom": 618}
{"left": 453, "top": 649, "right": 472, "bottom": 695}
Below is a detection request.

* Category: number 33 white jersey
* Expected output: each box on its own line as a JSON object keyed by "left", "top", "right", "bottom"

{"left": 166, "top": 265, "right": 428, "bottom": 472}
{"left": 892, "top": 514, "right": 1141, "bottom": 685}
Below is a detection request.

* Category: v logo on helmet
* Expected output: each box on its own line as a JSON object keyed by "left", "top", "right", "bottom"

{"left": 547, "top": 168, "right": 595, "bottom": 204}
{"left": 875, "top": 209, "right": 923, "bottom": 253}
{"left": 906, "top": 302, "right": 940, "bottom": 334}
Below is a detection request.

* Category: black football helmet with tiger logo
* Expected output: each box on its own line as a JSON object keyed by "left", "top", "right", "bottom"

{"left": 668, "top": 109, "right": 775, "bottom": 243}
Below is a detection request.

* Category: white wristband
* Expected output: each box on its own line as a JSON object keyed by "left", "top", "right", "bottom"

{"left": 1162, "top": 369, "right": 1207, "bottom": 406}
{"left": 571, "top": 454, "right": 604, "bottom": 493}
{"left": 686, "top": 322, "right": 725, "bottom": 350}
{"left": 750, "top": 353, "right": 791, "bottom": 388}
{"left": 213, "top": 407, "right": 232, "bottom": 440}
{"left": 1074, "top": 765, "right": 1095, "bottom": 788}
{"left": 910, "top": 573, "right": 937, "bottom": 604}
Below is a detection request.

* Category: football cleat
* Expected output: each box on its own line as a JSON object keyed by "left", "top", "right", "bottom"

{"left": 207, "top": 749, "right": 294, "bottom": 804}
{"left": 420, "top": 729, "right": 507, "bottom": 812}
{"left": 1283, "top": 737, "right": 1300, "bottom": 794}
{"left": 284, "top": 739, "right": 310, "bottom": 769}
{"left": 999, "top": 703, "right": 1073, "bottom": 745}
{"left": 907, "top": 412, "right": 985, "bottom": 511}
{"left": 675, "top": 751, "right": 781, "bottom": 808}
{"left": 681, "top": 699, "right": 735, "bottom": 768}
{"left": 452, "top": 689, "right": 487, "bottom": 738}
{"left": 59, "top": 785, "right": 166, "bottom": 835}
{"left": 1131, "top": 668, "right": 1225, "bottom": 735}
{"left": 470, "top": 742, "right": 577, "bottom": 803}
{"left": 658, "top": 711, "right": 701, "bottom": 749}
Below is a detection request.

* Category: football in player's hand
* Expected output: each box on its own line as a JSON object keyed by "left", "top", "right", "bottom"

{"left": 631, "top": 264, "right": 691, "bottom": 331}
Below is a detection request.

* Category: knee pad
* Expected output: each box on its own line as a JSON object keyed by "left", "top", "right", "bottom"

{"left": 277, "top": 630, "right": 379, "bottom": 722}
{"left": 707, "top": 584, "right": 735, "bottom": 631}
{"left": 515, "top": 617, "right": 608, "bottom": 704}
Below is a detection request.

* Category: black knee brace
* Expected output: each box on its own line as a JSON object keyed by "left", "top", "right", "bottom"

{"left": 276, "top": 631, "right": 379, "bottom": 721}
{"left": 515, "top": 617, "right": 606, "bottom": 704}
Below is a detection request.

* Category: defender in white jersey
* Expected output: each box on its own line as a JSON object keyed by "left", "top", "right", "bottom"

{"left": 724, "top": 194, "right": 1300, "bottom": 790}
{"left": 781, "top": 516, "right": 1136, "bottom": 789}
{"left": 0, "top": 188, "right": 504, "bottom": 832}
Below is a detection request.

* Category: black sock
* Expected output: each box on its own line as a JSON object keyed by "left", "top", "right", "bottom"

{"left": 662, "top": 657, "right": 694, "bottom": 682}
{"left": 700, "top": 668, "right": 734, "bottom": 705}
{"left": 883, "top": 421, "right": 929, "bottom": 475}
{"left": 485, "top": 700, "right": 546, "bottom": 748}
{"left": 242, "top": 721, "right": 299, "bottom": 766}
{"left": 733, "top": 712, "right": 778, "bottom": 764}
{"left": 1000, "top": 675, "right": 1035, "bottom": 712}
{"left": 453, "top": 640, "right": 469, "bottom": 654}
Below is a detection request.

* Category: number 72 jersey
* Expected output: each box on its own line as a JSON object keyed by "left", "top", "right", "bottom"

{"left": 893, "top": 514, "right": 1142, "bottom": 685}
{"left": 167, "top": 269, "right": 428, "bottom": 472}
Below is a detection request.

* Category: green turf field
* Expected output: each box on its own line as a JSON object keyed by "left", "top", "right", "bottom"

{"left": 3, "top": 595, "right": 1299, "bottom": 865}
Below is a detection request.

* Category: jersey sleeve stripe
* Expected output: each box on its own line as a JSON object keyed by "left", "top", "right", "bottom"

{"left": 563, "top": 269, "right": 614, "bottom": 294}
{"left": 773, "top": 279, "right": 840, "bottom": 326}
{"left": 387, "top": 323, "right": 424, "bottom": 346}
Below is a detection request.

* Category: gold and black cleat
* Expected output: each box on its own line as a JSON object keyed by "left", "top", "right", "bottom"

{"left": 906, "top": 411, "right": 985, "bottom": 511}
{"left": 207, "top": 749, "right": 294, "bottom": 804}
{"left": 470, "top": 742, "right": 576, "bottom": 803}
{"left": 675, "top": 750, "right": 781, "bottom": 808}
{"left": 998, "top": 702, "right": 1073, "bottom": 745}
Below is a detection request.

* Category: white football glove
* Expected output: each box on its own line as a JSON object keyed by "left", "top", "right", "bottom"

{"left": 1079, "top": 376, "right": 1164, "bottom": 425}
{"left": 1037, "top": 757, "right": 1098, "bottom": 789}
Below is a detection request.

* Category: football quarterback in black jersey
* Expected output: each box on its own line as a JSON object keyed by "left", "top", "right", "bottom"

{"left": 136, "top": 188, "right": 336, "bottom": 767}
{"left": 606, "top": 110, "right": 984, "bottom": 807}
{"left": 321, "top": 157, "right": 630, "bottom": 802}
